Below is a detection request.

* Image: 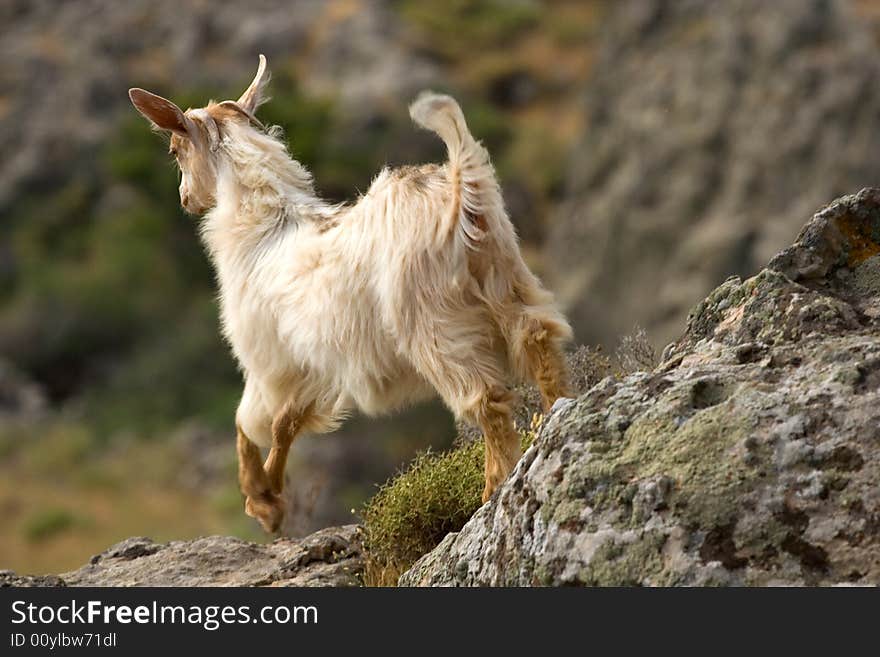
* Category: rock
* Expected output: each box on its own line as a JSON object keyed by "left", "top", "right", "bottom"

{"left": 401, "top": 189, "right": 880, "bottom": 586}
{"left": 3, "top": 525, "right": 362, "bottom": 587}
{"left": 0, "top": 572, "right": 66, "bottom": 588}
{"left": 546, "top": 0, "right": 880, "bottom": 350}
{"left": 301, "top": 1, "right": 439, "bottom": 108}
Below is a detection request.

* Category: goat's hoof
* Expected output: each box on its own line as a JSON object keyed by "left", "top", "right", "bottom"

{"left": 245, "top": 492, "right": 284, "bottom": 534}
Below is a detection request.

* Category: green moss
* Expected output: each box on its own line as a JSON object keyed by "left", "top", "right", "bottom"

{"left": 621, "top": 405, "right": 750, "bottom": 527}
{"left": 544, "top": 387, "right": 753, "bottom": 543}
{"left": 550, "top": 498, "right": 586, "bottom": 528}
{"left": 577, "top": 531, "right": 669, "bottom": 586}
{"left": 361, "top": 430, "right": 536, "bottom": 586}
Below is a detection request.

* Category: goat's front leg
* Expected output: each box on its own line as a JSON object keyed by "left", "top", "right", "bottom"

{"left": 263, "top": 402, "right": 313, "bottom": 495}
{"left": 237, "top": 426, "right": 284, "bottom": 533}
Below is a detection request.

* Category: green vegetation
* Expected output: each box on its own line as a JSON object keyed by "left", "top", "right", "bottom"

{"left": 24, "top": 508, "right": 81, "bottom": 543}
{"left": 397, "top": 0, "right": 541, "bottom": 62}
{"left": 361, "top": 441, "right": 484, "bottom": 586}
{"left": 361, "top": 420, "right": 541, "bottom": 586}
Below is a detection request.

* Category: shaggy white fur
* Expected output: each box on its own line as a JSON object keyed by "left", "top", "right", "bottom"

{"left": 129, "top": 56, "right": 572, "bottom": 530}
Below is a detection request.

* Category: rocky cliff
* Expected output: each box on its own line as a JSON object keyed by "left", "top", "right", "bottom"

{"left": 403, "top": 188, "right": 880, "bottom": 586}
{"left": 6, "top": 189, "right": 880, "bottom": 587}
{"left": 546, "top": 0, "right": 880, "bottom": 349}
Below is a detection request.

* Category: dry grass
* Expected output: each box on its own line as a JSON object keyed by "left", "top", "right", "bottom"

{"left": 615, "top": 326, "right": 658, "bottom": 374}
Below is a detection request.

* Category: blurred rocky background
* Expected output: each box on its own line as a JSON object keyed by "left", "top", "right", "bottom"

{"left": 2, "top": 0, "right": 880, "bottom": 574}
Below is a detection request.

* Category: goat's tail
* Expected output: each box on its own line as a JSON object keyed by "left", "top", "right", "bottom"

{"left": 409, "top": 92, "right": 499, "bottom": 247}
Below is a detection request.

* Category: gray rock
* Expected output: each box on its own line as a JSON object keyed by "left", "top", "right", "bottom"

{"left": 546, "top": 0, "right": 880, "bottom": 350}
{"left": 401, "top": 189, "right": 880, "bottom": 586}
{"left": 3, "top": 525, "right": 362, "bottom": 587}
{"left": 0, "top": 571, "right": 66, "bottom": 587}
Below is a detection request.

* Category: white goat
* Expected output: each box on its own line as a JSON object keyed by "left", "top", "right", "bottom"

{"left": 129, "top": 55, "right": 572, "bottom": 532}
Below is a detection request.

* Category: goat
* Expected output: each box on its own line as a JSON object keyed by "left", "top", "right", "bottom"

{"left": 129, "top": 55, "right": 572, "bottom": 533}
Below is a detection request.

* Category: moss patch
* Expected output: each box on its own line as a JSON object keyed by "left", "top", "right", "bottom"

{"left": 546, "top": 387, "right": 753, "bottom": 543}
{"left": 620, "top": 403, "right": 751, "bottom": 527}
{"left": 361, "top": 430, "right": 537, "bottom": 586}
{"left": 577, "top": 530, "right": 669, "bottom": 586}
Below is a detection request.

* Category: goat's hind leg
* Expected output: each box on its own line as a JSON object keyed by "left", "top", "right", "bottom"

{"left": 406, "top": 317, "right": 521, "bottom": 503}
{"left": 469, "top": 386, "right": 521, "bottom": 504}
{"left": 497, "top": 285, "right": 573, "bottom": 412}
{"left": 521, "top": 315, "right": 572, "bottom": 412}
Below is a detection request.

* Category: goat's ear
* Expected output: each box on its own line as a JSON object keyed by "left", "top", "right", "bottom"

{"left": 237, "top": 54, "right": 269, "bottom": 115}
{"left": 128, "top": 88, "right": 194, "bottom": 138}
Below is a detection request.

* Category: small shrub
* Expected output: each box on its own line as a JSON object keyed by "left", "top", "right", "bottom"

{"left": 361, "top": 427, "right": 539, "bottom": 586}
{"left": 566, "top": 344, "right": 616, "bottom": 391}
{"left": 23, "top": 508, "right": 78, "bottom": 543}
{"left": 615, "top": 326, "right": 657, "bottom": 374}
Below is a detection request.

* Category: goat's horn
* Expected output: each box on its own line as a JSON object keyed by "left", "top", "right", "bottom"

{"left": 237, "top": 54, "right": 268, "bottom": 114}
{"left": 217, "top": 100, "right": 266, "bottom": 131}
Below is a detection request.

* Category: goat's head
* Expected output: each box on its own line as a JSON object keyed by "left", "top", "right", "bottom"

{"left": 128, "top": 55, "right": 270, "bottom": 215}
